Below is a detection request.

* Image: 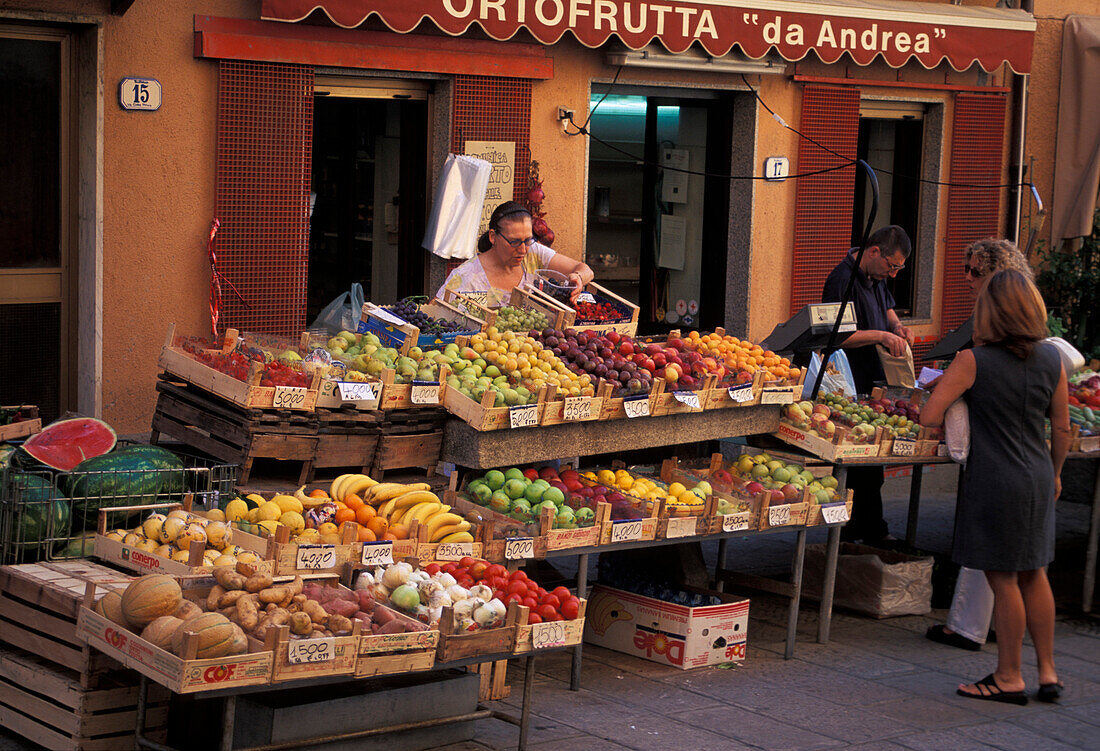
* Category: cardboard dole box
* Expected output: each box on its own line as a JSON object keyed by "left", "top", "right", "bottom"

{"left": 584, "top": 585, "right": 749, "bottom": 670}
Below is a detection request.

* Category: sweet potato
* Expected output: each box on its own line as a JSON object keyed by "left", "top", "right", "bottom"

{"left": 213, "top": 568, "right": 247, "bottom": 591}
{"left": 377, "top": 619, "right": 408, "bottom": 635}
{"left": 372, "top": 605, "right": 395, "bottom": 626}
{"left": 325, "top": 598, "right": 359, "bottom": 618}
{"left": 356, "top": 590, "right": 375, "bottom": 613}
{"left": 244, "top": 573, "right": 274, "bottom": 593}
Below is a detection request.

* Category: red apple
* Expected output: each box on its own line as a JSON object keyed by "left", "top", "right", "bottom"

{"left": 667, "top": 337, "right": 684, "bottom": 351}
{"left": 652, "top": 353, "right": 667, "bottom": 368}
{"left": 539, "top": 466, "right": 559, "bottom": 480}
{"left": 744, "top": 481, "right": 765, "bottom": 495}
{"left": 781, "top": 484, "right": 800, "bottom": 501}
{"left": 644, "top": 343, "right": 662, "bottom": 357}
{"left": 522, "top": 468, "right": 539, "bottom": 481}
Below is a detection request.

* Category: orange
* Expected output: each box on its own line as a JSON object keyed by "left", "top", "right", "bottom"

{"left": 380, "top": 532, "right": 398, "bottom": 541}
{"left": 334, "top": 508, "right": 357, "bottom": 525}
{"left": 317, "top": 522, "right": 338, "bottom": 536}
{"left": 366, "top": 516, "right": 389, "bottom": 537}
{"left": 355, "top": 505, "right": 376, "bottom": 526}
{"left": 388, "top": 523, "right": 408, "bottom": 540}
{"left": 344, "top": 493, "right": 365, "bottom": 511}
{"left": 308, "top": 489, "right": 329, "bottom": 498}
{"left": 357, "top": 525, "right": 376, "bottom": 542}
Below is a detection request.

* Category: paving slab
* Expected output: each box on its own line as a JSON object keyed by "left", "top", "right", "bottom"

{"left": 1010, "top": 710, "right": 1100, "bottom": 748}
{"left": 677, "top": 705, "right": 845, "bottom": 750}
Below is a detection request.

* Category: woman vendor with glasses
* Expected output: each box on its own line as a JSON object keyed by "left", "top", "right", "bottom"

{"left": 436, "top": 201, "right": 594, "bottom": 308}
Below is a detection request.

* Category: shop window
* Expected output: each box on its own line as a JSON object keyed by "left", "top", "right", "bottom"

{"left": 586, "top": 87, "right": 733, "bottom": 332}
{"left": 852, "top": 101, "right": 925, "bottom": 316}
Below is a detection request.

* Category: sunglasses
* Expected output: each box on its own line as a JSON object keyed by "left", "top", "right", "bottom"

{"left": 963, "top": 264, "right": 984, "bottom": 278}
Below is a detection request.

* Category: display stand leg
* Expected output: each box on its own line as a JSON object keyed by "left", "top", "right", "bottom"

{"left": 1084, "top": 461, "right": 1100, "bottom": 613}
{"left": 518, "top": 655, "right": 535, "bottom": 751}
{"left": 785, "top": 528, "right": 807, "bottom": 660}
{"left": 570, "top": 553, "right": 589, "bottom": 691}
{"left": 135, "top": 675, "right": 147, "bottom": 751}
{"left": 221, "top": 695, "right": 237, "bottom": 751}
{"left": 817, "top": 524, "right": 841, "bottom": 644}
{"left": 715, "top": 538, "right": 729, "bottom": 593}
{"left": 905, "top": 465, "right": 923, "bottom": 548}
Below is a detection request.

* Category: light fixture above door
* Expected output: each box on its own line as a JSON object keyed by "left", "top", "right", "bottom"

{"left": 606, "top": 47, "right": 785, "bottom": 74}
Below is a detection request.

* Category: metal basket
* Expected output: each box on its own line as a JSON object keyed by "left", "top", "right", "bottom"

{"left": 0, "top": 442, "right": 237, "bottom": 565}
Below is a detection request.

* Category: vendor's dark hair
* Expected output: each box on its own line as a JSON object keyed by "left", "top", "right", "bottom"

{"left": 477, "top": 201, "right": 532, "bottom": 252}
{"left": 868, "top": 225, "right": 912, "bottom": 259}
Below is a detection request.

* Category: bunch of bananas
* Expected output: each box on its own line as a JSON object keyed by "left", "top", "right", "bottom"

{"left": 328, "top": 473, "right": 378, "bottom": 503}
{"left": 369, "top": 483, "right": 474, "bottom": 544}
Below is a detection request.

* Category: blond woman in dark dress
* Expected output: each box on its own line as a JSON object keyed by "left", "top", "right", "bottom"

{"left": 921, "top": 270, "right": 1071, "bottom": 705}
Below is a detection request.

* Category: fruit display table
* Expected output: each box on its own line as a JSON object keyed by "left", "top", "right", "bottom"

{"left": 440, "top": 406, "right": 779, "bottom": 468}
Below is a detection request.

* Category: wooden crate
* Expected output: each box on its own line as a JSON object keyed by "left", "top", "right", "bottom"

{"left": 0, "top": 647, "right": 169, "bottom": 751}
{"left": 258, "top": 624, "right": 359, "bottom": 683}
{"left": 150, "top": 378, "right": 320, "bottom": 485}
{"left": 0, "top": 561, "right": 134, "bottom": 683}
{"left": 805, "top": 489, "right": 855, "bottom": 527}
{"left": 373, "top": 431, "right": 443, "bottom": 479}
{"left": 158, "top": 325, "right": 320, "bottom": 411}
{"left": 502, "top": 285, "right": 573, "bottom": 331}
{"left": 440, "top": 288, "right": 496, "bottom": 329}
{"left": 757, "top": 494, "right": 810, "bottom": 531}
{"left": 774, "top": 419, "right": 883, "bottom": 462}
{"left": 596, "top": 381, "right": 661, "bottom": 421}
{"left": 702, "top": 370, "right": 765, "bottom": 410}
{"left": 568, "top": 282, "right": 640, "bottom": 336}
{"left": 435, "top": 605, "right": 519, "bottom": 663}
{"left": 358, "top": 300, "right": 483, "bottom": 354}
{"left": 650, "top": 376, "right": 715, "bottom": 417}
{"left": 311, "top": 408, "right": 380, "bottom": 480}
{"left": 539, "top": 388, "right": 603, "bottom": 426}
{"left": 513, "top": 600, "right": 587, "bottom": 654}
{"left": 218, "top": 514, "right": 360, "bottom": 578}
{"left": 355, "top": 606, "right": 438, "bottom": 678}
{"left": 0, "top": 405, "right": 41, "bottom": 442}
{"left": 443, "top": 384, "right": 547, "bottom": 432}
{"left": 377, "top": 367, "right": 446, "bottom": 410}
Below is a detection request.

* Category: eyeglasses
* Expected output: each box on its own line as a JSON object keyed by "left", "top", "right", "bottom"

{"left": 493, "top": 231, "right": 536, "bottom": 248}
{"left": 885, "top": 258, "right": 905, "bottom": 273}
{"left": 963, "top": 264, "right": 984, "bottom": 278}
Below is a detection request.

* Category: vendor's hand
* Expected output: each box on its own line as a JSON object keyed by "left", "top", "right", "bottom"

{"left": 568, "top": 273, "right": 584, "bottom": 303}
{"left": 892, "top": 323, "right": 914, "bottom": 345}
{"left": 880, "top": 331, "right": 908, "bottom": 358}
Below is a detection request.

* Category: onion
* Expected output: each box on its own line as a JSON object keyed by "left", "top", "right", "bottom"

{"left": 469, "top": 584, "right": 493, "bottom": 601}
{"left": 381, "top": 562, "right": 413, "bottom": 589}
{"left": 438, "top": 573, "right": 457, "bottom": 587}
{"left": 354, "top": 571, "right": 375, "bottom": 590}
{"left": 390, "top": 583, "right": 421, "bottom": 611}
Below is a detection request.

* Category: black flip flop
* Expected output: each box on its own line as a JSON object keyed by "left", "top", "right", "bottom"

{"left": 957, "top": 673, "right": 1028, "bottom": 705}
{"left": 927, "top": 624, "right": 982, "bottom": 652}
{"left": 1037, "top": 682, "right": 1064, "bottom": 703}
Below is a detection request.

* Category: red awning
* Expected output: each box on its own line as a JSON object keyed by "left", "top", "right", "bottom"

{"left": 261, "top": 0, "right": 1035, "bottom": 74}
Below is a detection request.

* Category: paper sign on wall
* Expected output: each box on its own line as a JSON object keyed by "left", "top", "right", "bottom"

{"left": 465, "top": 141, "right": 515, "bottom": 236}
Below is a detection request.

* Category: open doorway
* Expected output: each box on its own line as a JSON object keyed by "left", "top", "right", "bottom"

{"left": 307, "top": 79, "right": 429, "bottom": 322}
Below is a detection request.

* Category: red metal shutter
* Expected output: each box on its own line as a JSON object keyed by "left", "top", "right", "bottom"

{"left": 790, "top": 86, "right": 860, "bottom": 314}
{"left": 215, "top": 61, "right": 314, "bottom": 336}
{"left": 941, "top": 93, "right": 1007, "bottom": 333}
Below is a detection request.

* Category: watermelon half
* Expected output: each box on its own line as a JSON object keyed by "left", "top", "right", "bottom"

{"left": 18, "top": 417, "right": 117, "bottom": 472}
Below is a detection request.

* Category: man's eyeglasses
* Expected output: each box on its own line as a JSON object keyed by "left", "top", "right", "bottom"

{"left": 885, "top": 258, "right": 905, "bottom": 273}
{"left": 963, "top": 264, "right": 983, "bottom": 278}
{"left": 494, "top": 231, "right": 536, "bottom": 248}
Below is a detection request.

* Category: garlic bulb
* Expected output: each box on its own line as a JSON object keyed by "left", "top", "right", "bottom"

{"left": 438, "top": 572, "right": 457, "bottom": 587}
{"left": 381, "top": 562, "right": 413, "bottom": 589}
{"left": 469, "top": 584, "right": 493, "bottom": 601}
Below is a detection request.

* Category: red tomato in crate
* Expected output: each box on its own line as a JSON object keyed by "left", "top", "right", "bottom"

{"left": 552, "top": 586, "right": 571, "bottom": 601}
{"left": 527, "top": 613, "right": 543, "bottom": 625}
{"left": 424, "top": 563, "right": 441, "bottom": 576}
{"left": 441, "top": 563, "right": 458, "bottom": 575}
{"left": 485, "top": 564, "right": 507, "bottom": 579}
{"left": 536, "top": 587, "right": 548, "bottom": 600}
{"left": 541, "top": 594, "right": 561, "bottom": 609}
{"left": 509, "top": 570, "right": 528, "bottom": 582}
{"left": 561, "top": 597, "right": 580, "bottom": 620}
{"left": 522, "top": 596, "right": 539, "bottom": 610}
{"left": 458, "top": 556, "right": 476, "bottom": 568}
{"left": 526, "top": 582, "right": 540, "bottom": 597}
{"left": 505, "top": 593, "right": 524, "bottom": 605}
{"left": 537, "top": 604, "right": 560, "bottom": 622}
{"left": 506, "top": 581, "right": 528, "bottom": 597}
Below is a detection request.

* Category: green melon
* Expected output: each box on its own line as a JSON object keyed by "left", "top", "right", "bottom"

{"left": 7, "top": 474, "right": 70, "bottom": 550}
{"left": 65, "top": 446, "right": 186, "bottom": 530}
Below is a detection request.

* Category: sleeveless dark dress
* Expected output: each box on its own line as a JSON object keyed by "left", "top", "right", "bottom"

{"left": 954, "top": 343, "right": 1061, "bottom": 571}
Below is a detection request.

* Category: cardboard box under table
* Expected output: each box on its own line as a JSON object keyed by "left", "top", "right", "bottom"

{"left": 584, "top": 585, "right": 749, "bottom": 669}
{"left": 802, "top": 543, "right": 933, "bottom": 618}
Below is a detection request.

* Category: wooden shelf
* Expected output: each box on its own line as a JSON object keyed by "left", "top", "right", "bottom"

{"left": 592, "top": 266, "right": 639, "bottom": 281}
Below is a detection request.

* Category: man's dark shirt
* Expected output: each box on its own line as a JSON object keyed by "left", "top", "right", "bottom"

{"left": 822, "top": 250, "right": 895, "bottom": 394}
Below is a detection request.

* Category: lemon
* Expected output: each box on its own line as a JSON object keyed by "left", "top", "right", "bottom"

{"left": 166, "top": 509, "right": 191, "bottom": 522}
{"left": 137, "top": 538, "right": 159, "bottom": 553}
{"left": 256, "top": 519, "right": 280, "bottom": 537}
{"left": 667, "top": 482, "right": 687, "bottom": 497}
{"left": 154, "top": 544, "right": 176, "bottom": 558}
{"left": 236, "top": 550, "right": 261, "bottom": 565}
{"left": 272, "top": 494, "right": 303, "bottom": 514}
{"left": 158, "top": 517, "right": 186, "bottom": 544}
{"left": 176, "top": 522, "right": 207, "bottom": 551}
{"left": 296, "top": 528, "right": 320, "bottom": 543}
{"left": 279, "top": 511, "right": 305, "bottom": 533}
{"left": 246, "top": 508, "right": 260, "bottom": 523}
{"left": 171, "top": 549, "right": 193, "bottom": 563}
{"left": 205, "top": 521, "right": 232, "bottom": 548}
{"left": 224, "top": 499, "right": 248, "bottom": 523}
{"left": 213, "top": 554, "right": 237, "bottom": 567}
{"left": 597, "top": 469, "right": 615, "bottom": 485}
{"left": 205, "top": 508, "right": 226, "bottom": 523}
{"left": 257, "top": 502, "right": 282, "bottom": 522}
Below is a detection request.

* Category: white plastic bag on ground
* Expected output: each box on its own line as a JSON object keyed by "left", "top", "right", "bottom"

{"left": 423, "top": 154, "right": 491, "bottom": 260}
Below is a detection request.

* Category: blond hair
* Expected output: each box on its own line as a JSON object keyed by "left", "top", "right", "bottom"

{"left": 965, "top": 238, "right": 1034, "bottom": 280}
{"left": 973, "top": 270, "right": 1048, "bottom": 359}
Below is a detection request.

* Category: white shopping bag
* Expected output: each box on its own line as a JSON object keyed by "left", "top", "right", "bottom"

{"left": 422, "top": 154, "right": 491, "bottom": 260}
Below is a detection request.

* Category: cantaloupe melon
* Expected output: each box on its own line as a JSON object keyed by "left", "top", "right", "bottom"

{"left": 174, "top": 600, "right": 202, "bottom": 621}
{"left": 94, "top": 589, "right": 130, "bottom": 629}
{"left": 141, "top": 616, "right": 183, "bottom": 651}
{"left": 121, "top": 575, "right": 182, "bottom": 628}
{"left": 171, "top": 612, "right": 235, "bottom": 658}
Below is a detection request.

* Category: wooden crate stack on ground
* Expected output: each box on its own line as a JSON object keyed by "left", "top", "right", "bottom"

{"left": 366, "top": 406, "right": 448, "bottom": 479}
{"left": 311, "top": 407, "right": 381, "bottom": 481}
{"left": 0, "top": 560, "right": 170, "bottom": 750}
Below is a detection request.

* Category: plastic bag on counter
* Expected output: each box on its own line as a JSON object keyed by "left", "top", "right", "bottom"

{"left": 309, "top": 282, "right": 365, "bottom": 334}
{"left": 422, "top": 154, "right": 491, "bottom": 260}
{"left": 801, "top": 349, "right": 856, "bottom": 400}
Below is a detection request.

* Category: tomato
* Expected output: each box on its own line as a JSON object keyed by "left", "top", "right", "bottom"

{"left": 541, "top": 594, "right": 561, "bottom": 609}
{"left": 458, "top": 556, "right": 476, "bottom": 568}
{"left": 526, "top": 582, "right": 540, "bottom": 597}
{"left": 552, "top": 586, "right": 571, "bottom": 601}
{"left": 537, "top": 604, "right": 559, "bottom": 622}
{"left": 536, "top": 587, "right": 548, "bottom": 599}
{"left": 560, "top": 596, "right": 580, "bottom": 620}
{"left": 489, "top": 576, "right": 508, "bottom": 591}
{"left": 424, "top": 563, "right": 441, "bottom": 576}
{"left": 485, "top": 564, "right": 507, "bottom": 579}
{"left": 521, "top": 596, "right": 539, "bottom": 610}
{"left": 506, "top": 580, "right": 528, "bottom": 596}
{"left": 456, "top": 575, "right": 475, "bottom": 588}
{"left": 509, "top": 570, "right": 529, "bottom": 582}
{"left": 441, "top": 563, "right": 458, "bottom": 575}
{"left": 527, "top": 612, "right": 543, "bottom": 624}
{"left": 493, "top": 590, "right": 505, "bottom": 602}
{"left": 505, "top": 592, "right": 524, "bottom": 605}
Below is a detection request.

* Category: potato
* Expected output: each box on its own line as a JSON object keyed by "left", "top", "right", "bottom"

{"left": 244, "top": 573, "right": 274, "bottom": 593}
{"left": 287, "top": 576, "right": 304, "bottom": 597}
{"left": 258, "top": 587, "right": 289, "bottom": 604}
{"left": 218, "top": 590, "right": 247, "bottom": 608}
{"left": 326, "top": 614, "right": 353, "bottom": 635}
{"left": 214, "top": 568, "right": 247, "bottom": 591}
{"left": 303, "top": 600, "right": 328, "bottom": 624}
{"left": 206, "top": 585, "right": 226, "bottom": 613}
{"left": 289, "top": 612, "right": 312, "bottom": 635}
{"left": 236, "top": 595, "right": 259, "bottom": 632}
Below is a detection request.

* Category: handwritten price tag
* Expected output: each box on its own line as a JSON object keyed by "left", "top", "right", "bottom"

{"left": 530, "top": 620, "right": 568, "bottom": 650}
{"left": 287, "top": 637, "right": 334, "bottom": 664}
{"left": 727, "top": 384, "right": 754, "bottom": 403}
{"left": 296, "top": 544, "right": 336, "bottom": 570}
{"left": 509, "top": 404, "right": 539, "bottom": 429}
{"left": 562, "top": 396, "right": 593, "bottom": 421}
{"left": 623, "top": 395, "right": 650, "bottom": 418}
{"left": 665, "top": 516, "right": 696, "bottom": 539}
{"left": 410, "top": 382, "right": 440, "bottom": 405}
{"left": 761, "top": 387, "right": 797, "bottom": 405}
{"left": 768, "top": 505, "right": 792, "bottom": 527}
{"left": 575, "top": 292, "right": 597, "bottom": 305}
{"left": 610, "top": 519, "right": 644, "bottom": 544}
{"left": 372, "top": 307, "right": 408, "bottom": 327}
{"left": 436, "top": 542, "right": 473, "bottom": 561}
{"left": 821, "top": 503, "right": 851, "bottom": 524}
{"left": 891, "top": 438, "right": 917, "bottom": 457}
{"left": 360, "top": 541, "right": 394, "bottom": 566}
{"left": 722, "top": 513, "right": 752, "bottom": 532}
{"left": 337, "top": 381, "right": 376, "bottom": 402}
{"left": 672, "top": 390, "right": 701, "bottom": 409}
{"left": 505, "top": 537, "right": 535, "bottom": 560}
{"left": 273, "top": 386, "right": 308, "bottom": 409}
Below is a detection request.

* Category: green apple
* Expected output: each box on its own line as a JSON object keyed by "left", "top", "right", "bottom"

{"left": 503, "top": 468, "right": 525, "bottom": 482}
{"left": 489, "top": 490, "right": 511, "bottom": 513}
{"left": 820, "top": 475, "right": 839, "bottom": 489}
{"left": 504, "top": 478, "right": 528, "bottom": 500}
{"left": 484, "top": 470, "right": 506, "bottom": 490}
{"left": 523, "top": 483, "right": 547, "bottom": 504}
{"left": 542, "top": 487, "right": 565, "bottom": 506}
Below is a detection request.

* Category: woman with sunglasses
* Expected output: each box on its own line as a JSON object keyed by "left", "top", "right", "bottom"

{"left": 926, "top": 239, "right": 1038, "bottom": 655}
{"left": 922, "top": 269, "right": 1070, "bottom": 706}
{"left": 437, "top": 201, "right": 594, "bottom": 308}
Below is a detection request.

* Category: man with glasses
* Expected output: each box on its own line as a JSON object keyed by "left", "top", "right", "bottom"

{"left": 821, "top": 225, "right": 914, "bottom": 545}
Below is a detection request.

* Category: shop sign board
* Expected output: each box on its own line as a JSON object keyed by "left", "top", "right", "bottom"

{"left": 465, "top": 140, "right": 515, "bottom": 236}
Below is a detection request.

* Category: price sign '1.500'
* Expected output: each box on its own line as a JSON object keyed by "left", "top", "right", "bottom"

{"left": 821, "top": 504, "right": 851, "bottom": 524}
{"left": 530, "top": 620, "right": 568, "bottom": 650}
{"left": 287, "top": 637, "right": 335, "bottom": 664}
{"left": 672, "top": 391, "right": 701, "bottom": 409}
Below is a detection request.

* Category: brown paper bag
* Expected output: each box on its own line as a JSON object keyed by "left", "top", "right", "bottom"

{"left": 876, "top": 344, "right": 916, "bottom": 387}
